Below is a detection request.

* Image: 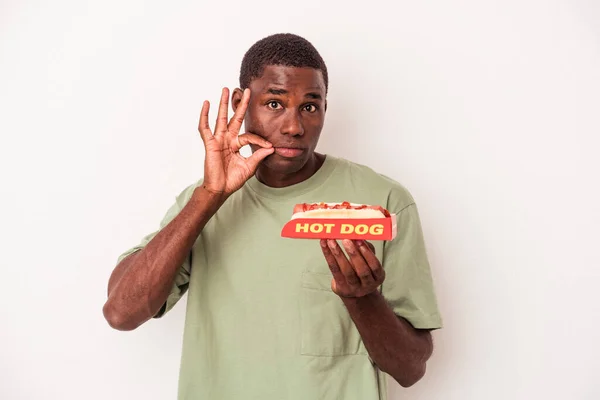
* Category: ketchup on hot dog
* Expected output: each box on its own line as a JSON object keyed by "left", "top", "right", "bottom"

{"left": 293, "top": 202, "right": 391, "bottom": 218}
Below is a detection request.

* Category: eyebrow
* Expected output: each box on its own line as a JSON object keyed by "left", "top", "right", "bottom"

{"left": 266, "top": 88, "right": 288, "bottom": 96}
{"left": 265, "top": 88, "right": 322, "bottom": 100}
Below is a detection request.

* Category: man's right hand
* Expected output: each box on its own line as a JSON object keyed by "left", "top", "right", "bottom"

{"left": 198, "top": 87, "right": 274, "bottom": 201}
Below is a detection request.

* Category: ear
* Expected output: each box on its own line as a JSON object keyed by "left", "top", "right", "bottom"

{"left": 231, "top": 88, "right": 244, "bottom": 112}
{"left": 324, "top": 99, "right": 328, "bottom": 113}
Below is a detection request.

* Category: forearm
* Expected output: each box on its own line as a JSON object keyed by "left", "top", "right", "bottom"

{"left": 341, "top": 291, "right": 433, "bottom": 387}
{"left": 102, "top": 186, "right": 224, "bottom": 330}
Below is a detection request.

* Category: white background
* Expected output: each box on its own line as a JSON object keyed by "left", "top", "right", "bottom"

{"left": 1, "top": 1, "right": 599, "bottom": 399}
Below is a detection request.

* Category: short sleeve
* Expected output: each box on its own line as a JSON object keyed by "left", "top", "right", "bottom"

{"left": 115, "top": 180, "right": 202, "bottom": 318}
{"left": 380, "top": 202, "right": 443, "bottom": 330}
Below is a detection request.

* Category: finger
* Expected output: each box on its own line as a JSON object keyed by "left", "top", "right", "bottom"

{"left": 320, "top": 239, "right": 346, "bottom": 286}
{"left": 215, "top": 87, "right": 230, "bottom": 136}
{"left": 327, "top": 239, "right": 360, "bottom": 287}
{"left": 228, "top": 88, "right": 250, "bottom": 136}
{"left": 244, "top": 147, "right": 275, "bottom": 171}
{"left": 198, "top": 100, "right": 213, "bottom": 144}
{"left": 355, "top": 240, "right": 385, "bottom": 281}
{"left": 233, "top": 132, "right": 273, "bottom": 152}
{"left": 342, "top": 239, "right": 375, "bottom": 285}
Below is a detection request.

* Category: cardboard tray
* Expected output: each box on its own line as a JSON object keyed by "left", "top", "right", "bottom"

{"left": 281, "top": 215, "right": 397, "bottom": 241}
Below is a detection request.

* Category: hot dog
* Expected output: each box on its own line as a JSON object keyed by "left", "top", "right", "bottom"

{"left": 281, "top": 202, "right": 397, "bottom": 241}
{"left": 291, "top": 201, "right": 391, "bottom": 219}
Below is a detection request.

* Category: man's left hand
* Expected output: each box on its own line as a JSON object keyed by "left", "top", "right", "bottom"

{"left": 320, "top": 239, "right": 385, "bottom": 298}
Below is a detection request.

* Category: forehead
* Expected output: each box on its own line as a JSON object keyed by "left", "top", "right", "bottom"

{"left": 249, "top": 65, "right": 326, "bottom": 95}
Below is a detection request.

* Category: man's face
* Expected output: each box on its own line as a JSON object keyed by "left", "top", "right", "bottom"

{"left": 234, "top": 65, "right": 327, "bottom": 175}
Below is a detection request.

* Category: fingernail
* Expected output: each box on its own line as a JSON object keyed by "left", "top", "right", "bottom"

{"left": 320, "top": 240, "right": 327, "bottom": 248}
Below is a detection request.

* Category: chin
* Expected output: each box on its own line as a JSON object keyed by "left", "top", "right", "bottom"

{"left": 262, "top": 153, "right": 309, "bottom": 174}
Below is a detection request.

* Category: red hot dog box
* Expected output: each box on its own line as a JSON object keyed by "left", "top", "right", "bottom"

{"left": 281, "top": 202, "right": 397, "bottom": 241}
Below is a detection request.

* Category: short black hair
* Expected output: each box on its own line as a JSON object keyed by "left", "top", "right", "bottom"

{"left": 239, "top": 33, "right": 328, "bottom": 94}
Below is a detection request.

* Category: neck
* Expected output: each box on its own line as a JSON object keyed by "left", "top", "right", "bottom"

{"left": 255, "top": 152, "right": 325, "bottom": 188}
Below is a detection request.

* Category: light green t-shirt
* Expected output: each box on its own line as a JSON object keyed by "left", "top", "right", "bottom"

{"left": 116, "top": 154, "right": 442, "bottom": 400}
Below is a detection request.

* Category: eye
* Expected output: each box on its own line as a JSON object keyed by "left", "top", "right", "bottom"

{"left": 304, "top": 104, "right": 318, "bottom": 113}
{"left": 267, "top": 101, "right": 282, "bottom": 110}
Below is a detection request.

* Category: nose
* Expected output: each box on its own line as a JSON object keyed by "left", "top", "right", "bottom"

{"left": 280, "top": 109, "right": 304, "bottom": 137}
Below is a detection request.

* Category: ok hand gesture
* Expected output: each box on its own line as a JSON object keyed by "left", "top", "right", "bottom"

{"left": 198, "top": 88, "right": 274, "bottom": 200}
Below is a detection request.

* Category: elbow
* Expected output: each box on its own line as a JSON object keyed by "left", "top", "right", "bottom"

{"left": 393, "top": 362, "right": 427, "bottom": 388}
{"left": 393, "top": 332, "right": 434, "bottom": 387}
{"left": 102, "top": 301, "right": 142, "bottom": 331}
{"left": 381, "top": 348, "right": 431, "bottom": 388}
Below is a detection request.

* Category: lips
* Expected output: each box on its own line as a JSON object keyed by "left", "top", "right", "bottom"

{"left": 274, "top": 147, "right": 305, "bottom": 158}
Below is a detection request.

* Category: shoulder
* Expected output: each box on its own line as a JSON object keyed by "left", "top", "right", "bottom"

{"left": 331, "top": 156, "right": 416, "bottom": 213}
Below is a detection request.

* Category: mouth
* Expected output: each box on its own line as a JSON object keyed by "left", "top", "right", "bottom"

{"left": 274, "top": 147, "right": 305, "bottom": 158}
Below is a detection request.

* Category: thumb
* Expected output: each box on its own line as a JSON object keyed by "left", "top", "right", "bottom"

{"left": 245, "top": 147, "right": 275, "bottom": 171}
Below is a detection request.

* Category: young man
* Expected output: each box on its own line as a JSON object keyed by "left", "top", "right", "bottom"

{"left": 103, "top": 33, "right": 442, "bottom": 400}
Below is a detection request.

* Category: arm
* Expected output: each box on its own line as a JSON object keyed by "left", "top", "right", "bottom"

{"left": 103, "top": 87, "right": 274, "bottom": 331}
{"left": 341, "top": 291, "right": 433, "bottom": 387}
{"left": 102, "top": 187, "right": 224, "bottom": 331}
{"left": 320, "top": 239, "right": 435, "bottom": 387}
